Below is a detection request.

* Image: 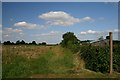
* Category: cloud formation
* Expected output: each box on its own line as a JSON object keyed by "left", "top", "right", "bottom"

{"left": 14, "top": 11, "right": 94, "bottom": 30}
{"left": 14, "top": 21, "right": 46, "bottom": 29}
{"left": 39, "top": 11, "right": 93, "bottom": 26}
{"left": 113, "top": 29, "right": 120, "bottom": 33}
{"left": 4, "top": 28, "right": 22, "bottom": 33}
{"left": 80, "top": 17, "right": 94, "bottom": 22}
{"left": 39, "top": 11, "right": 80, "bottom": 26}
{"left": 80, "top": 29, "right": 120, "bottom": 35}
{"left": 80, "top": 30, "right": 97, "bottom": 35}
{"left": 3, "top": 28, "right": 23, "bottom": 38}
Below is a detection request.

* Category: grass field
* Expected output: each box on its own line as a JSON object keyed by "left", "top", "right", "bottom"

{"left": 2, "top": 45, "right": 120, "bottom": 78}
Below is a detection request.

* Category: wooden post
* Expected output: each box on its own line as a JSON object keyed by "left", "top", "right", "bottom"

{"left": 109, "top": 32, "right": 113, "bottom": 75}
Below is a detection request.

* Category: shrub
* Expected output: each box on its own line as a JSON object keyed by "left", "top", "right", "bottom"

{"left": 61, "top": 32, "right": 80, "bottom": 53}
{"left": 80, "top": 45, "right": 109, "bottom": 73}
{"left": 80, "top": 45, "right": 120, "bottom": 73}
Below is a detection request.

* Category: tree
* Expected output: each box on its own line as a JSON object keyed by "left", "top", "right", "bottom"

{"left": 42, "top": 42, "right": 46, "bottom": 45}
{"left": 61, "top": 32, "right": 80, "bottom": 53}
{"left": 4, "top": 41, "right": 11, "bottom": 45}
{"left": 20, "top": 40, "right": 25, "bottom": 44}
{"left": 16, "top": 40, "right": 20, "bottom": 45}
{"left": 32, "top": 41, "right": 37, "bottom": 45}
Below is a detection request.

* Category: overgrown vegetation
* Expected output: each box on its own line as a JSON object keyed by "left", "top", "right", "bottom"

{"left": 113, "top": 45, "right": 120, "bottom": 72}
{"left": 80, "top": 45, "right": 120, "bottom": 73}
{"left": 2, "top": 45, "right": 75, "bottom": 78}
{"left": 2, "top": 44, "right": 120, "bottom": 78}
{"left": 80, "top": 45, "right": 109, "bottom": 73}
{"left": 60, "top": 32, "right": 120, "bottom": 74}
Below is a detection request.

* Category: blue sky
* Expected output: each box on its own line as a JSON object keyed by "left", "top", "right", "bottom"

{"left": 2, "top": 2, "right": 119, "bottom": 44}
{"left": 2, "top": 0, "right": 119, "bottom": 2}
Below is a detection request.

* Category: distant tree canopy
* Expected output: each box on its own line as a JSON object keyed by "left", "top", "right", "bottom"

{"left": 3, "top": 40, "right": 26, "bottom": 45}
{"left": 38, "top": 42, "right": 47, "bottom": 45}
{"left": 21, "top": 40, "right": 25, "bottom": 44}
{"left": 16, "top": 40, "right": 26, "bottom": 45}
{"left": 32, "top": 41, "right": 37, "bottom": 45}
{"left": 4, "top": 41, "right": 12, "bottom": 45}
{"left": 16, "top": 40, "right": 21, "bottom": 45}
{"left": 3, "top": 40, "right": 47, "bottom": 45}
{"left": 60, "top": 32, "right": 80, "bottom": 53}
{"left": 42, "top": 42, "right": 46, "bottom": 45}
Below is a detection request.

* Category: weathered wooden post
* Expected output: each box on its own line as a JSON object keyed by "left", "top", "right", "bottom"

{"left": 109, "top": 32, "right": 113, "bottom": 75}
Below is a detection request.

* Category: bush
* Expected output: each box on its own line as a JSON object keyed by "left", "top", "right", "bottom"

{"left": 113, "top": 45, "right": 120, "bottom": 72}
{"left": 61, "top": 32, "right": 80, "bottom": 53}
{"left": 80, "top": 45, "right": 120, "bottom": 73}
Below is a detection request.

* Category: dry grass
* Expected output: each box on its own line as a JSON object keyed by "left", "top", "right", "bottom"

{"left": 2, "top": 45, "right": 120, "bottom": 78}
{"left": 2, "top": 45, "right": 54, "bottom": 59}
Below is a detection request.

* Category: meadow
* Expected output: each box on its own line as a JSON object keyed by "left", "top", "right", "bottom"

{"left": 2, "top": 45, "right": 120, "bottom": 78}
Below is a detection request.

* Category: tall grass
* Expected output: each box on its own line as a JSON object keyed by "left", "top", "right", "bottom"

{"left": 2, "top": 45, "right": 120, "bottom": 78}
{"left": 2, "top": 45, "right": 75, "bottom": 78}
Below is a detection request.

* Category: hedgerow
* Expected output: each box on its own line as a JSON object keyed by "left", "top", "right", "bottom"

{"left": 80, "top": 45, "right": 120, "bottom": 73}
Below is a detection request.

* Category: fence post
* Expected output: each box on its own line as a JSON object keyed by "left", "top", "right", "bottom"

{"left": 109, "top": 32, "right": 113, "bottom": 75}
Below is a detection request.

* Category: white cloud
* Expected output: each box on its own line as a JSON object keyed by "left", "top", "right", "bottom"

{"left": 39, "top": 11, "right": 93, "bottom": 26}
{"left": 4, "top": 28, "right": 22, "bottom": 33}
{"left": 14, "top": 21, "right": 46, "bottom": 29}
{"left": 80, "top": 30, "right": 97, "bottom": 35}
{"left": 80, "top": 32, "right": 87, "bottom": 35}
{"left": 80, "top": 29, "right": 120, "bottom": 36}
{"left": 80, "top": 17, "right": 94, "bottom": 22}
{"left": 87, "top": 30, "right": 97, "bottom": 34}
{"left": 3, "top": 28, "right": 23, "bottom": 38}
{"left": 14, "top": 12, "right": 94, "bottom": 29}
{"left": 113, "top": 29, "right": 120, "bottom": 33}
{"left": 39, "top": 11, "right": 80, "bottom": 26}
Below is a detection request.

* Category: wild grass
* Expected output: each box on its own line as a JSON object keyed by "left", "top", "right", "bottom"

{"left": 2, "top": 45, "right": 120, "bottom": 78}
{"left": 2, "top": 45, "right": 75, "bottom": 78}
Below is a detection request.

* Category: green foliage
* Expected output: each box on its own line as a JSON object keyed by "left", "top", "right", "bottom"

{"left": 2, "top": 46, "right": 75, "bottom": 77}
{"left": 31, "top": 51, "right": 54, "bottom": 74}
{"left": 2, "top": 56, "right": 31, "bottom": 78}
{"left": 80, "top": 45, "right": 120, "bottom": 73}
{"left": 61, "top": 32, "right": 80, "bottom": 53}
{"left": 113, "top": 45, "right": 120, "bottom": 72}
{"left": 80, "top": 45, "right": 109, "bottom": 73}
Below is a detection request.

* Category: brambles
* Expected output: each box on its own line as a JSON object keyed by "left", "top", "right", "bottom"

{"left": 113, "top": 45, "right": 120, "bottom": 72}
{"left": 80, "top": 45, "right": 120, "bottom": 73}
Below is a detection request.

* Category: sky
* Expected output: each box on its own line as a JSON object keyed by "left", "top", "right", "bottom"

{"left": 2, "top": 0, "right": 120, "bottom": 2}
{"left": 2, "top": 2, "right": 119, "bottom": 44}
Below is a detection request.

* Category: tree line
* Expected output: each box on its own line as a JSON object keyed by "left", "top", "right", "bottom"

{"left": 2, "top": 40, "right": 46, "bottom": 45}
